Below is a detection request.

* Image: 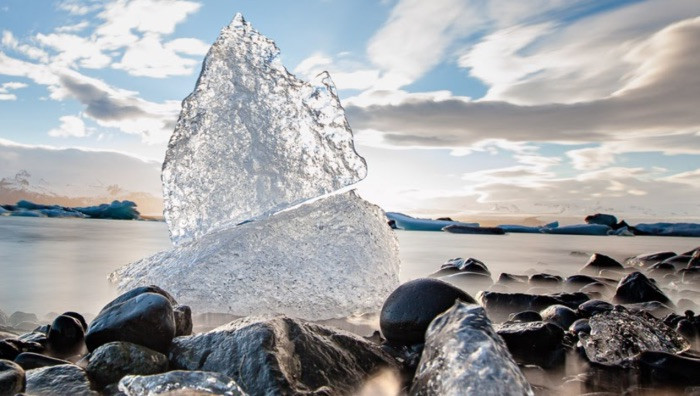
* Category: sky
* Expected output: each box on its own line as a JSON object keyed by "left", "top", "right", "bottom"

{"left": 0, "top": 0, "right": 699, "bottom": 222}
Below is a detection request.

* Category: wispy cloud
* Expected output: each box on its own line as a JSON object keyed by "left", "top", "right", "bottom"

{"left": 0, "top": 81, "right": 28, "bottom": 101}
{"left": 48, "top": 115, "right": 90, "bottom": 138}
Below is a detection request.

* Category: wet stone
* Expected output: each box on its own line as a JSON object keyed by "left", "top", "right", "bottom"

{"left": 380, "top": 278, "right": 475, "bottom": 345}
{"left": 48, "top": 314, "right": 85, "bottom": 352}
{"left": 85, "top": 341, "right": 168, "bottom": 388}
{"left": 0, "top": 359, "right": 25, "bottom": 395}
{"left": 540, "top": 305, "right": 578, "bottom": 329}
{"left": 508, "top": 311, "right": 542, "bottom": 323}
{"left": 577, "top": 300, "right": 614, "bottom": 318}
{"left": 496, "top": 321, "right": 566, "bottom": 369}
{"left": 173, "top": 305, "right": 193, "bottom": 337}
{"left": 626, "top": 251, "right": 677, "bottom": 269}
{"left": 638, "top": 351, "right": 700, "bottom": 386}
{"left": 580, "top": 253, "right": 624, "bottom": 275}
{"left": 613, "top": 272, "right": 672, "bottom": 305}
{"left": 25, "top": 364, "right": 96, "bottom": 396}
{"left": 14, "top": 352, "right": 71, "bottom": 370}
{"left": 569, "top": 318, "right": 591, "bottom": 335}
{"left": 477, "top": 291, "right": 589, "bottom": 322}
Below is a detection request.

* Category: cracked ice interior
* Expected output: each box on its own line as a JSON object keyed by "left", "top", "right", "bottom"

{"left": 110, "top": 14, "right": 400, "bottom": 320}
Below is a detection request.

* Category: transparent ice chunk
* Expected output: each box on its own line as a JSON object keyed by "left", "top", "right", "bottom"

{"left": 163, "top": 14, "right": 367, "bottom": 245}
{"left": 110, "top": 191, "right": 400, "bottom": 320}
{"left": 411, "top": 302, "right": 534, "bottom": 396}
{"left": 580, "top": 307, "right": 689, "bottom": 366}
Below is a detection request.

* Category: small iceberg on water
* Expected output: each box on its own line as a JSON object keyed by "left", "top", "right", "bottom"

{"left": 110, "top": 14, "right": 400, "bottom": 320}
{"left": 0, "top": 199, "right": 140, "bottom": 220}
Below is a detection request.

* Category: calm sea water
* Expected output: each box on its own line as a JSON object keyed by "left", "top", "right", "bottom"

{"left": 1, "top": 216, "right": 699, "bottom": 317}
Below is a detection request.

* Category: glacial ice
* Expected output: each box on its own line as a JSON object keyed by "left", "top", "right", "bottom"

{"left": 1, "top": 200, "right": 139, "bottom": 220}
{"left": 386, "top": 212, "right": 478, "bottom": 232}
{"left": 498, "top": 221, "right": 559, "bottom": 233}
{"left": 163, "top": 13, "right": 366, "bottom": 246}
{"left": 542, "top": 223, "right": 611, "bottom": 235}
{"left": 410, "top": 302, "right": 533, "bottom": 396}
{"left": 111, "top": 191, "right": 400, "bottom": 320}
{"left": 580, "top": 307, "right": 689, "bottom": 366}
{"left": 634, "top": 222, "right": 700, "bottom": 237}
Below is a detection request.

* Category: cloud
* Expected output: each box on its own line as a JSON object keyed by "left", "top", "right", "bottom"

{"left": 48, "top": 115, "right": 89, "bottom": 138}
{"left": 56, "top": 0, "right": 102, "bottom": 16}
{"left": 0, "top": 81, "right": 27, "bottom": 101}
{"left": 1, "top": 30, "right": 49, "bottom": 62}
{"left": 294, "top": 53, "right": 381, "bottom": 91}
{"left": 112, "top": 33, "right": 205, "bottom": 78}
{"left": 347, "top": 17, "right": 700, "bottom": 155}
{"left": 35, "top": 32, "right": 111, "bottom": 69}
{"left": 55, "top": 21, "right": 91, "bottom": 33}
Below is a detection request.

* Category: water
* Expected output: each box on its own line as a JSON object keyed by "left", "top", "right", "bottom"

{"left": 1, "top": 216, "right": 698, "bottom": 318}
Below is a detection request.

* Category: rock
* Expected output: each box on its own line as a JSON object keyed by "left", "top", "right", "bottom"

{"left": 613, "top": 272, "right": 672, "bottom": 305}
{"left": 569, "top": 319, "right": 591, "bottom": 335}
{"left": 62, "top": 312, "right": 88, "bottom": 332}
{"left": 638, "top": 351, "right": 700, "bottom": 385}
{"left": 585, "top": 213, "right": 618, "bottom": 227}
{"left": 540, "top": 305, "right": 578, "bottom": 329}
{"left": 496, "top": 321, "right": 566, "bottom": 369}
{"left": 8, "top": 312, "right": 38, "bottom": 327}
{"left": 0, "top": 342, "right": 20, "bottom": 361}
{"left": 410, "top": 302, "right": 533, "bottom": 395}
{"left": 0, "top": 339, "right": 43, "bottom": 360}
{"left": 14, "top": 352, "right": 71, "bottom": 370}
{"left": 173, "top": 305, "right": 193, "bottom": 337}
{"left": 25, "top": 364, "right": 96, "bottom": 395}
{"left": 577, "top": 300, "right": 614, "bottom": 318}
{"left": 680, "top": 267, "right": 700, "bottom": 283}
{"left": 580, "top": 307, "right": 689, "bottom": 366}
{"left": 497, "top": 273, "right": 528, "bottom": 285}
{"left": 86, "top": 292, "right": 175, "bottom": 353}
{"left": 47, "top": 314, "right": 84, "bottom": 352}
{"left": 435, "top": 257, "right": 490, "bottom": 276}
{"left": 169, "top": 316, "right": 398, "bottom": 395}
{"left": 626, "top": 251, "right": 677, "bottom": 268}
{"left": 477, "top": 291, "right": 589, "bottom": 322}
{"left": 647, "top": 262, "right": 675, "bottom": 274}
{"left": 101, "top": 285, "right": 177, "bottom": 312}
{"left": 507, "top": 311, "right": 542, "bottom": 323}
{"left": 17, "top": 331, "right": 47, "bottom": 345}
{"left": 529, "top": 273, "right": 562, "bottom": 286}
{"left": 0, "top": 359, "right": 25, "bottom": 395}
{"left": 676, "top": 319, "right": 696, "bottom": 339}
{"left": 622, "top": 301, "right": 674, "bottom": 319}
{"left": 118, "top": 371, "right": 244, "bottom": 395}
{"left": 380, "top": 278, "right": 475, "bottom": 345}
{"left": 661, "top": 254, "right": 693, "bottom": 268}
{"left": 580, "top": 253, "right": 624, "bottom": 275}
{"left": 85, "top": 341, "right": 168, "bottom": 388}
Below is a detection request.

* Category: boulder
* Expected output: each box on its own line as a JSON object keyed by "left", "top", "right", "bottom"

{"left": 477, "top": 291, "right": 589, "bottom": 322}
{"left": 0, "top": 359, "right": 25, "bottom": 395}
{"left": 173, "top": 305, "right": 193, "bottom": 337}
{"left": 638, "top": 351, "right": 700, "bottom": 385}
{"left": 577, "top": 300, "right": 614, "bottom": 318}
{"left": 380, "top": 278, "right": 475, "bottom": 345}
{"left": 118, "top": 370, "right": 244, "bottom": 395}
{"left": 613, "top": 272, "right": 672, "bottom": 305}
{"left": 496, "top": 321, "right": 566, "bottom": 369}
{"left": 86, "top": 292, "right": 175, "bottom": 353}
{"left": 529, "top": 273, "right": 562, "bottom": 286}
{"left": 0, "top": 338, "right": 43, "bottom": 361}
{"left": 62, "top": 312, "right": 88, "bottom": 332}
{"left": 47, "top": 314, "right": 85, "bottom": 352}
{"left": 85, "top": 341, "right": 168, "bottom": 388}
{"left": 507, "top": 311, "right": 542, "bottom": 323}
{"left": 25, "top": 364, "right": 96, "bottom": 395}
{"left": 626, "top": 251, "right": 677, "bottom": 269}
{"left": 169, "top": 316, "right": 398, "bottom": 395}
{"left": 580, "top": 253, "right": 624, "bottom": 275}
{"left": 410, "top": 302, "right": 533, "bottom": 395}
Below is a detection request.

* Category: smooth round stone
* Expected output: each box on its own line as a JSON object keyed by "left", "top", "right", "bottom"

{"left": 580, "top": 253, "right": 624, "bottom": 275}
{"left": 529, "top": 273, "right": 562, "bottom": 286}
{"left": 508, "top": 311, "right": 542, "bottom": 323}
{"left": 86, "top": 292, "right": 175, "bottom": 353}
{"left": 62, "top": 312, "right": 88, "bottom": 332}
{"left": 569, "top": 319, "right": 591, "bottom": 335}
{"left": 85, "top": 341, "right": 168, "bottom": 388}
{"left": 614, "top": 272, "right": 672, "bottom": 305}
{"left": 0, "top": 359, "right": 25, "bottom": 395}
{"left": 540, "top": 305, "right": 578, "bottom": 329}
{"left": 577, "top": 300, "right": 614, "bottom": 318}
{"left": 48, "top": 315, "right": 84, "bottom": 352}
{"left": 380, "top": 278, "right": 475, "bottom": 345}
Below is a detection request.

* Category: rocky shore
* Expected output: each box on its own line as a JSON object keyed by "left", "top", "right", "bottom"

{"left": 1, "top": 246, "right": 699, "bottom": 395}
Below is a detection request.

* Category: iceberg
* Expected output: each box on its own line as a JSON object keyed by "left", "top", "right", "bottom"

{"left": 111, "top": 15, "right": 400, "bottom": 320}
{"left": 73, "top": 200, "right": 140, "bottom": 220}
{"left": 497, "top": 221, "right": 558, "bottom": 233}
{"left": 410, "top": 302, "right": 533, "bottom": 395}
{"left": 0, "top": 200, "right": 139, "bottom": 219}
{"left": 386, "top": 212, "right": 478, "bottom": 232}
{"left": 633, "top": 223, "right": 700, "bottom": 237}
{"left": 163, "top": 14, "right": 366, "bottom": 246}
{"left": 542, "top": 223, "right": 611, "bottom": 235}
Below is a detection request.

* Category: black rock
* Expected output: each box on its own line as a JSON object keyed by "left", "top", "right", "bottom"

{"left": 173, "top": 305, "right": 193, "bottom": 337}
{"left": 569, "top": 318, "right": 591, "bottom": 335}
{"left": 86, "top": 292, "right": 175, "bottom": 353}
{"left": 577, "top": 299, "right": 614, "bottom": 318}
{"left": 85, "top": 341, "right": 168, "bottom": 388}
{"left": 540, "top": 304, "right": 578, "bottom": 329}
{"left": 380, "top": 278, "right": 475, "bottom": 345}
{"left": 101, "top": 285, "right": 177, "bottom": 313}
{"left": 647, "top": 262, "right": 675, "bottom": 273}
{"left": 0, "top": 342, "right": 20, "bottom": 361}
{"left": 660, "top": 254, "right": 692, "bottom": 268}
{"left": 626, "top": 251, "right": 677, "bottom": 268}
{"left": 431, "top": 257, "right": 491, "bottom": 277}
{"left": 169, "top": 316, "right": 398, "bottom": 396}
{"left": 613, "top": 271, "right": 672, "bottom": 305}
{"left": 638, "top": 351, "right": 700, "bottom": 385}
{"left": 118, "top": 370, "right": 244, "bottom": 395}
{"left": 477, "top": 291, "right": 589, "bottom": 322}
{"left": 565, "top": 275, "right": 599, "bottom": 290}
{"left": 507, "top": 311, "right": 542, "bottom": 323}
{"left": 689, "top": 249, "right": 700, "bottom": 268}
{"left": 48, "top": 315, "right": 84, "bottom": 352}
{"left": 0, "top": 338, "right": 43, "bottom": 361}
{"left": 497, "top": 273, "right": 528, "bottom": 285}
{"left": 17, "top": 331, "right": 47, "bottom": 346}
{"left": 580, "top": 253, "right": 624, "bottom": 275}
{"left": 62, "top": 312, "right": 88, "bottom": 332}
{"left": 496, "top": 321, "right": 566, "bottom": 368}
{"left": 680, "top": 267, "right": 700, "bottom": 283}
{"left": 25, "top": 364, "right": 95, "bottom": 395}
{"left": 676, "top": 319, "right": 696, "bottom": 339}
{"left": 0, "top": 359, "right": 25, "bottom": 395}
{"left": 529, "top": 273, "right": 563, "bottom": 286}
{"left": 14, "top": 352, "right": 71, "bottom": 370}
